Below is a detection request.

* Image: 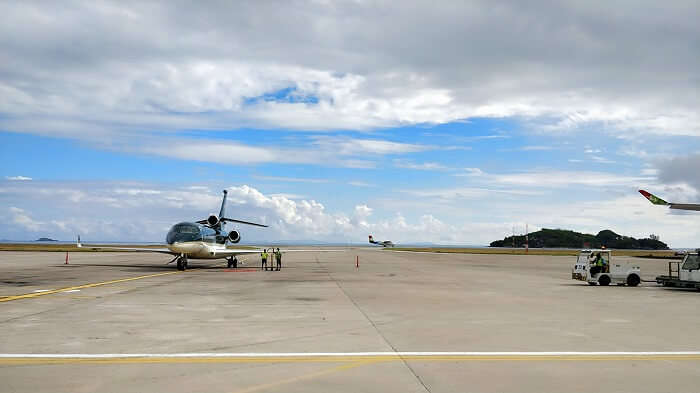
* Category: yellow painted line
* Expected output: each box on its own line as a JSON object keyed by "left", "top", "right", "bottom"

{"left": 0, "top": 271, "right": 180, "bottom": 303}
{"left": 2, "top": 354, "right": 700, "bottom": 365}
{"left": 230, "top": 360, "right": 377, "bottom": 393}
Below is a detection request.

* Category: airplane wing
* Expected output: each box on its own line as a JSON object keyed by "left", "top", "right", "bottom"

{"left": 639, "top": 190, "right": 700, "bottom": 211}
{"left": 76, "top": 243, "right": 175, "bottom": 254}
{"left": 75, "top": 236, "right": 174, "bottom": 254}
{"left": 195, "top": 218, "right": 268, "bottom": 227}
{"left": 221, "top": 218, "right": 268, "bottom": 227}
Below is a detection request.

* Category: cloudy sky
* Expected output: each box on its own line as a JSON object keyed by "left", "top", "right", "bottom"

{"left": 1, "top": 1, "right": 699, "bottom": 246}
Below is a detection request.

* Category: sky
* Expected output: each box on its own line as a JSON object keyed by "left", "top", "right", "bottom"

{"left": 1, "top": 1, "right": 699, "bottom": 246}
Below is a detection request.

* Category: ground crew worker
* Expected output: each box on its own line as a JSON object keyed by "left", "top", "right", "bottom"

{"left": 261, "top": 249, "right": 268, "bottom": 271}
{"left": 589, "top": 252, "right": 602, "bottom": 275}
{"left": 275, "top": 248, "right": 282, "bottom": 271}
{"left": 594, "top": 253, "right": 604, "bottom": 274}
{"left": 599, "top": 253, "right": 608, "bottom": 273}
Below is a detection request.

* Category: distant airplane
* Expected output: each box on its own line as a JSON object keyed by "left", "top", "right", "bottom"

{"left": 639, "top": 190, "right": 700, "bottom": 211}
{"left": 78, "top": 190, "right": 328, "bottom": 271}
{"left": 369, "top": 235, "right": 394, "bottom": 247}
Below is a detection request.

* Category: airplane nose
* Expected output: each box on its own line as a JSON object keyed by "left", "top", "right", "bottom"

{"left": 169, "top": 242, "right": 203, "bottom": 254}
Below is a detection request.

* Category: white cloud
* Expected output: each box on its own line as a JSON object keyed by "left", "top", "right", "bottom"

{"left": 1, "top": 1, "right": 697, "bottom": 145}
{"left": 113, "top": 188, "right": 162, "bottom": 196}
{"left": 2, "top": 179, "right": 700, "bottom": 246}
{"left": 454, "top": 167, "right": 484, "bottom": 177}
{"left": 404, "top": 187, "right": 543, "bottom": 200}
{"left": 393, "top": 159, "right": 449, "bottom": 171}
{"left": 348, "top": 181, "right": 374, "bottom": 188}
{"left": 489, "top": 170, "right": 651, "bottom": 188}
{"left": 312, "top": 136, "right": 430, "bottom": 156}
{"left": 98, "top": 134, "right": 425, "bottom": 168}
{"left": 354, "top": 204, "right": 373, "bottom": 218}
{"left": 252, "top": 175, "right": 329, "bottom": 184}
{"left": 9, "top": 207, "right": 43, "bottom": 231}
{"left": 519, "top": 146, "right": 553, "bottom": 151}
{"left": 5, "top": 176, "right": 32, "bottom": 181}
{"left": 589, "top": 156, "right": 616, "bottom": 164}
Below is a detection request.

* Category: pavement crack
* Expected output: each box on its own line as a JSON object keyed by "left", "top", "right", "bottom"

{"left": 314, "top": 256, "right": 433, "bottom": 393}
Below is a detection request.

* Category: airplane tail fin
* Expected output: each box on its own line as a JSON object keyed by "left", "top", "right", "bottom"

{"left": 639, "top": 190, "right": 669, "bottom": 205}
{"left": 369, "top": 235, "right": 374, "bottom": 243}
{"left": 219, "top": 190, "right": 228, "bottom": 218}
{"left": 197, "top": 189, "right": 268, "bottom": 228}
{"left": 76, "top": 235, "right": 82, "bottom": 248}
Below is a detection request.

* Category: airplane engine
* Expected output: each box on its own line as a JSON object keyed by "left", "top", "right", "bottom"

{"left": 207, "top": 214, "right": 220, "bottom": 227}
{"left": 228, "top": 230, "right": 241, "bottom": 243}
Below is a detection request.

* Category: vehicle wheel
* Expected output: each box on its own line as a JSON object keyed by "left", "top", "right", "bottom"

{"left": 626, "top": 274, "right": 640, "bottom": 287}
{"left": 233, "top": 258, "right": 238, "bottom": 268}
{"left": 177, "top": 258, "right": 184, "bottom": 271}
{"left": 598, "top": 275, "right": 611, "bottom": 286}
{"left": 227, "top": 260, "right": 232, "bottom": 268}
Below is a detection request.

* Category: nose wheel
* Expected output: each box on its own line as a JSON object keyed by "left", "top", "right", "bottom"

{"left": 176, "top": 255, "right": 188, "bottom": 271}
{"left": 227, "top": 257, "right": 238, "bottom": 268}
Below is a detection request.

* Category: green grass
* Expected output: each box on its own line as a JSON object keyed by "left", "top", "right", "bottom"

{"left": 387, "top": 247, "right": 679, "bottom": 258}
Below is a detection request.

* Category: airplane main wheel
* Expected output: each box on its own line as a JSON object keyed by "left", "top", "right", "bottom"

{"left": 233, "top": 258, "right": 238, "bottom": 268}
{"left": 177, "top": 257, "right": 188, "bottom": 271}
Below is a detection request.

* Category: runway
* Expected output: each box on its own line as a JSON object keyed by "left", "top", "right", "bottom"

{"left": 1, "top": 248, "right": 699, "bottom": 392}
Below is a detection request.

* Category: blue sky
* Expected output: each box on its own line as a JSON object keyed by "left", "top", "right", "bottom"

{"left": 1, "top": 1, "right": 699, "bottom": 246}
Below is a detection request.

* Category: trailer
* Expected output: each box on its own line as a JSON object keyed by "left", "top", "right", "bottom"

{"left": 656, "top": 252, "right": 700, "bottom": 290}
{"left": 572, "top": 249, "right": 641, "bottom": 286}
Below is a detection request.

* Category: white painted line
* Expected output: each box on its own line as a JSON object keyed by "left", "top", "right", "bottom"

{"left": 1, "top": 351, "right": 700, "bottom": 358}
{"left": 32, "top": 289, "right": 50, "bottom": 293}
{"left": 61, "top": 289, "right": 81, "bottom": 293}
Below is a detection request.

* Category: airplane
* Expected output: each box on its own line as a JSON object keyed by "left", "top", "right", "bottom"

{"left": 639, "top": 189, "right": 700, "bottom": 211}
{"left": 368, "top": 235, "right": 394, "bottom": 247}
{"left": 77, "top": 190, "right": 324, "bottom": 271}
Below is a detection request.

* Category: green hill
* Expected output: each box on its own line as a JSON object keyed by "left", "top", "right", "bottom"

{"left": 489, "top": 228, "right": 669, "bottom": 250}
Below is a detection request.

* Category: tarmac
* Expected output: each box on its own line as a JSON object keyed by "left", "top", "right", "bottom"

{"left": 1, "top": 248, "right": 700, "bottom": 393}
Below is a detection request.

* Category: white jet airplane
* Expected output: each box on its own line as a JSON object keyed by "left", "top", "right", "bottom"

{"left": 78, "top": 190, "right": 337, "bottom": 270}
{"left": 639, "top": 190, "right": 700, "bottom": 211}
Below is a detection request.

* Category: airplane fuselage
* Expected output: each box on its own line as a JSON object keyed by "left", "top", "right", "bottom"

{"left": 166, "top": 222, "right": 236, "bottom": 259}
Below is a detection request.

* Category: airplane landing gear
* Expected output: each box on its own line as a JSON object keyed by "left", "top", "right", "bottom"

{"left": 176, "top": 255, "right": 188, "bottom": 271}
{"left": 227, "top": 257, "right": 238, "bottom": 268}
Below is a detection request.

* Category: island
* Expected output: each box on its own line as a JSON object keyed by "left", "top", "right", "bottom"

{"left": 35, "top": 237, "right": 58, "bottom": 242}
{"left": 490, "top": 228, "right": 669, "bottom": 250}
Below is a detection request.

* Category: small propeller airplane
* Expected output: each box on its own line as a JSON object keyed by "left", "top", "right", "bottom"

{"left": 368, "top": 235, "right": 394, "bottom": 247}
{"left": 639, "top": 189, "right": 700, "bottom": 211}
{"left": 78, "top": 190, "right": 338, "bottom": 270}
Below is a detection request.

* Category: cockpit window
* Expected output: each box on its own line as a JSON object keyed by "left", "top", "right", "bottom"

{"left": 166, "top": 223, "right": 202, "bottom": 244}
{"left": 174, "top": 224, "right": 199, "bottom": 234}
